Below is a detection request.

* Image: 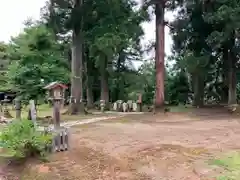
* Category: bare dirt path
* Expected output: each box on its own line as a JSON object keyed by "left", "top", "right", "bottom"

{"left": 5, "top": 109, "right": 240, "bottom": 180}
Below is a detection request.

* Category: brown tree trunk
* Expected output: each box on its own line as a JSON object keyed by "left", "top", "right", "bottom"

{"left": 228, "top": 50, "right": 237, "bottom": 105}
{"left": 155, "top": 2, "right": 165, "bottom": 108}
{"left": 116, "top": 50, "right": 125, "bottom": 100}
{"left": 221, "top": 46, "right": 229, "bottom": 103}
{"left": 84, "top": 57, "right": 94, "bottom": 108}
{"left": 100, "top": 56, "right": 109, "bottom": 109}
{"left": 192, "top": 74, "right": 204, "bottom": 107}
{"left": 70, "top": 0, "right": 84, "bottom": 114}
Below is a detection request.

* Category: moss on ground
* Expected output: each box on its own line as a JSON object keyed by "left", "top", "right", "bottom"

{"left": 210, "top": 152, "right": 240, "bottom": 180}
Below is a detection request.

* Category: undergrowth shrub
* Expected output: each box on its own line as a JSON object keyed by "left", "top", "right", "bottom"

{"left": 0, "top": 119, "right": 52, "bottom": 161}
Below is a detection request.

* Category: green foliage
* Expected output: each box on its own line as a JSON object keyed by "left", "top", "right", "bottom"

{"left": 129, "top": 60, "right": 190, "bottom": 105}
{"left": 7, "top": 24, "right": 69, "bottom": 100}
{"left": 0, "top": 119, "right": 52, "bottom": 160}
{"left": 170, "top": 0, "right": 240, "bottom": 105}
{"left": 210, "top": 152, "right": 240, "bottom": 180}
{"left": 0, "top": 42, "right": 11, "bottom": 91}
{"left": 165, "top": 71, "right": 190, "bottom": 105}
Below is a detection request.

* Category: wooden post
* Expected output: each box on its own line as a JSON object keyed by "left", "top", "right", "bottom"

{"left": 53, "top": 98, "right": 61, "bottom": 129}
{"left": 15, "top": 98, "right": 21, "bottom": 119}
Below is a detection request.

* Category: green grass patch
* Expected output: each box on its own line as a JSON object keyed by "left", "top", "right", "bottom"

{"left": 169, "top": 104, "right": 192, "bottom": 112}
{"left": 210, "top": 152, "right": 240, "bottom": 180}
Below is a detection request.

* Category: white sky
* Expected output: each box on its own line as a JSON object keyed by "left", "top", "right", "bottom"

{"left": 0, "top": 0, "right": 173, "bottom": 62}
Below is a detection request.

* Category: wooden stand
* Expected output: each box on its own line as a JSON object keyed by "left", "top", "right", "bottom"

{"left": 51, "top": 98, "right": 69, "bottom": 153}
{"left": 51, "top": 127, "right": 69, "bottom": 152}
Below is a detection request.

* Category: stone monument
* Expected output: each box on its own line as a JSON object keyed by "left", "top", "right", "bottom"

{"left": 15, "top": 98, "right": 21, "bottom": 119}
{"left": 100, "top": 100, "right": 106, "bottom": 113}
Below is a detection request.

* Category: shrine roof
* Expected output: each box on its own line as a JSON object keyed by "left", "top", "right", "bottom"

{"left": 44, "top": 81, "right": 68, "bottom": 90}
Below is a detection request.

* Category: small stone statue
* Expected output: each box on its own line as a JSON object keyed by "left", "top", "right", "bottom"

{"left": 113, "top": 102, "right": 117, "bottom": 111}
{"left": 100, "top": 100, "right": 106, "bottom": 113}
{"left": 117, "top": 100, "right": 123, "bottom": 112}
{"left": 127, "top": 100, "right": 133, "bottom": 112}
{"left": 122, "top": 102, "right": 128, "bottom": 112}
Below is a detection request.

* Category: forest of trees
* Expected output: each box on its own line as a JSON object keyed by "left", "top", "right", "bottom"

{"left": 0, "top": 0, "right": 240, "bottom": 113}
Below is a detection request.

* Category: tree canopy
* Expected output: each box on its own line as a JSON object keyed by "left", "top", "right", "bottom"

{"left": 1, "top": 0, "right": 240, "bottom": 110}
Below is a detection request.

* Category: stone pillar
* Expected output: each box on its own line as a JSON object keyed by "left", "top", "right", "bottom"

{"left": 15, "top": 98, "right": 21, "bottom": 119}
{"left": 2, "top": 96, "right": 12, "bottom": 118}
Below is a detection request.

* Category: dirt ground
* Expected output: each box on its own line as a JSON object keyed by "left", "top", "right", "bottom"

{"left": 4, "top": 108, "right": 240, "bottom": 180}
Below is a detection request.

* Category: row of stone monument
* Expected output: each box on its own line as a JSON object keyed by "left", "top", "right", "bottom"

{"left": 112, "top": 100, "right": 142, "bottom": 112}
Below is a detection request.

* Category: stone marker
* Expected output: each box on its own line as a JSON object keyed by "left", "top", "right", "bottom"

{"left": 132, "top": 102, "right": 137, "bottom": 112}
{"left": 113, "top": 102, "right": 117, "bottom": 111}
{"left": 127, "top": 100, "right": 133, "bottom": 112}
{"left": 117, "top": 100, "right": 123, "bottom": 112}
{"left": 122, "top": 102, "right": 128, "bottom": 112}
{"left": 29, "top": 100, "right": 37, "bottom": 127}
{"left": 100, "top": 100, "right": 106, "bottom": 113}
{"left": 15, "top": 98, "right": 21, "bottom": 119}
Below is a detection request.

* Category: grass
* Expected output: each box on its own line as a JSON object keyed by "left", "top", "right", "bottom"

{"left": 210, "top": 152, "right": 240, "bottom": 180}
{"left": 7, "top": 104, "right": 106, "bottom": 124}
{"left": 169, "top": 104, "right": 193, "bottom": 112}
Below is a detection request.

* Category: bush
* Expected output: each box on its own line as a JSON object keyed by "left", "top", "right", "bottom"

{"left": 0, "top": 119, "right": 52, "bottom": 161}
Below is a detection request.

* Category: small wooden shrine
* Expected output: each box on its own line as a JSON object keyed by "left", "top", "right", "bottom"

{"left": 44, "top": 82, "right": 67, "bottom": 107}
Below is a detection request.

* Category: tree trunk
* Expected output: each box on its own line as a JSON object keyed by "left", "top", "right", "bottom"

{"left": 84, "top": 55, "right": 94, "bottom": 108}
{"left": 70, "top": 0, "right": 84, "bottom": 114}
{"left": 116, "top": 50, "right": 125, "bottom": 100}
{"left": 221, "top": 46, "right": 229, "bottom": 103}
{"left": 155, "top": 2, "right": 165, "bottom": 108}
{"left": 228, "top": 50, "right": 237, "bottom": 105}
{"left": 192, "top": 74, "right": 204, "bottom": 107}
{"left": 100, "top": 56, "right": 109, "bottom": 109}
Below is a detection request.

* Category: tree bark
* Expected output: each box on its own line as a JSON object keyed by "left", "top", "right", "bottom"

{"left": 70, "top": 0, "right": 84, "bottom": 114}
{"left": 192, "top": 74, "right": 204, "bottom": 107}
{"left": 228, "top": 50, "right": 237, "bottom": 105}
{"left": 100, "top": 56, "right": 109, "bottom": 108}
{"left": 155, "top": 2, "right": 165, "bottom": 108}
{"left": 116, "top": 50, "right": 125, "bottom": 100}
{"left": 221, "top": 46, "right": 229, "bottom": 103}
{"left": 84, "top": 55, "right": 94, "bottom": 108}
